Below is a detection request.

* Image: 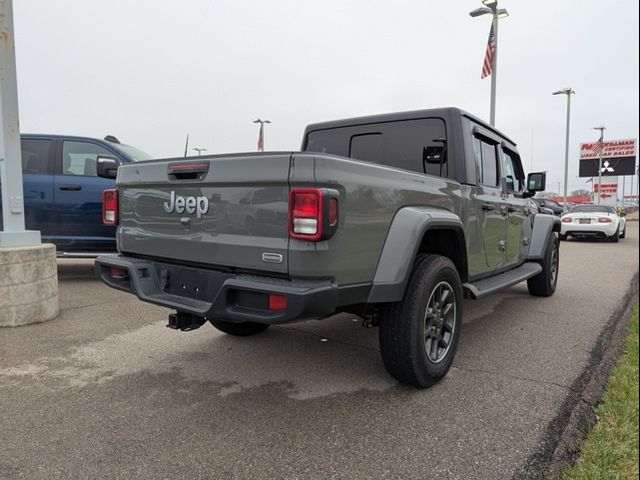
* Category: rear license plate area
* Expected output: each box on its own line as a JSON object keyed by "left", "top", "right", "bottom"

{"left": 579, "top": 219, "right": 591, "bottom": 224}
{"left": 153, "top": 262, "right": 229, "bottom": 301}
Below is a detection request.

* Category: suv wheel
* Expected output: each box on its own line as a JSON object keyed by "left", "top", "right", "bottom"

{"left": 209, "top": 318, "right": 270, "bottom": 336}
{"left": 379, "top": 255, "right": 462, "bottom": 388}
{"left": 527, "top": 234, "right": 559, "bottom": 297}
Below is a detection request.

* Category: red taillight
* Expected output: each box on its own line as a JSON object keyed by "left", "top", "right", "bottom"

{"left": 102, "top": 189, "right": 118, "bottom": 225}
{"left": 290, "top": 188, "right": 323, "bottom": 240}
{"left": 562, "top": 217, "right": 572, "bottom": 223}
{"left": 598, "top": 217, "right": 612, "bottom": 223}
{"left": 289, "top": 187, "right": 339, "bottom": 241}
{"left": 268, "top": 294, "right": 288, "bottom": 311}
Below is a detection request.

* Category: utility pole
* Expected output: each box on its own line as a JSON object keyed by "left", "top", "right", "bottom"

{"left": 593, "top": 126, "right": 606, "bottom": 205}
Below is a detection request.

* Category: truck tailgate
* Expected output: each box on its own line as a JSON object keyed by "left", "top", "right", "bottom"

{"left": 116, "top": 153, "right": 291, "bottom": 274}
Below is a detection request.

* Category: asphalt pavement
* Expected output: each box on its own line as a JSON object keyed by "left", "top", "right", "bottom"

{"left": 1, "top": 224, "right": 638, "bottom": 479}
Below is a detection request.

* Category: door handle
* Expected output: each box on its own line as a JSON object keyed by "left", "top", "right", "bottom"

{"left": 481, "top": 204, "right": 495, "bottom": 212}
{"left": 59, "top": 185, "right": 82, "bottom": 191}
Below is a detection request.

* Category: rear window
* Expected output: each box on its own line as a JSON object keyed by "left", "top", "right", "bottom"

{"left": 304, "top": 118, "right": 448, "bottom": 177}
{"left": 569, "top": 205, "right": 615, "bottom": 214}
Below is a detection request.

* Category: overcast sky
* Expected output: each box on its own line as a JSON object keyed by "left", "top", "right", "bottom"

{"left": 13, "top": 0, "right": 640, "bottom": 193}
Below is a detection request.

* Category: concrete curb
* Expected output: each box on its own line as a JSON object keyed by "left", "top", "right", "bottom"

{"left": 513, "top": 271, "right": 639, "bottom": 479}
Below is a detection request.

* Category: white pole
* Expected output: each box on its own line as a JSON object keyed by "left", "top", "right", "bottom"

{"left": 597, "top": 134, "right": 604, "bottom": 205}
{"left": 0, "top": 0, "right": 40, "bottom": 246}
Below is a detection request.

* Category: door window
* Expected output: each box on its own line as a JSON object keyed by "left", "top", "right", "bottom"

{"left": 21, "top": 139, "right": 54, "bottom": 174}
{"left": 501, "top": 148, "right": 525, "bottom": 192}
{"left": 472, "top": 136, "right": 500, "bottom": 187}
{"left": 62, "top": 141, "right": 115, "bottom": 176}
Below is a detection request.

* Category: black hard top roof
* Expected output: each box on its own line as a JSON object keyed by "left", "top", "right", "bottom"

{"left": 304, "top": 107, "right": 516, "bottom": 146}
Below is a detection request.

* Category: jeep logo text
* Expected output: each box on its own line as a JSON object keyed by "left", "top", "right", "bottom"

{"left": 163, "top": 191, "right": 209, "bottom": 218}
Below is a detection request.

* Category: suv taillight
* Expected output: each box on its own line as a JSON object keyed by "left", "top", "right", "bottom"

{"left": 289, "top": 188, "right": 339, "bottom": 241}
{"left": 102, "top": 189, "right": 118, "bottom": 225}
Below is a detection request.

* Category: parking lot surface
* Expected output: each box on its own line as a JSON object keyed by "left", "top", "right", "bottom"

{"left": 1, "top": 224, "right": 638, "bottom": 479}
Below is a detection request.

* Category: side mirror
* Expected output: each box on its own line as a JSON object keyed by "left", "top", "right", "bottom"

{"left": 96, "top": 156, "right": 120, "bottom": 179}
{"left": 527, "top": 172, "right": 546, "bottom": 192}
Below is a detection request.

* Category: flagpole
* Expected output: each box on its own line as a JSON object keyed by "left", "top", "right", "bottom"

{"left": 490, "top": 15, "right": 498, "bottom": 127}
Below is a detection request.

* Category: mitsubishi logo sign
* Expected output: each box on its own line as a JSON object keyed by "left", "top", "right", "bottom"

{"left": 600, "top": 160, "right": 615, "bottom": 173}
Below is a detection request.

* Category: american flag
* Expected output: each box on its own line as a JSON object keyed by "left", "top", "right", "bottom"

{"left": 481, "top": 24, "right": 495, "bottom": 79}
{"left": 257, "top": 123, "right": 264, "bottom": 152}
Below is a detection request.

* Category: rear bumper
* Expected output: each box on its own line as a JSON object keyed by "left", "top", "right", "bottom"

{"left": 561, "top": 222, "right": 617, "bottom": 237}
{"left": 95, "top": 254, "right": 337, "bottom": 324}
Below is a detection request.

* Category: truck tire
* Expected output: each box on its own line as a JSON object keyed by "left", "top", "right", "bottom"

{"left": 379, "top": 255, "right": 462, "bottom": 388}
{"left": 609, "top": 230, "right": 620, "bottom": 242}
{"left": 527, "top": 234, "right": 559, "bottom": 297}
{"left": 209, "top": 318, "right": 270, "bottom": 336}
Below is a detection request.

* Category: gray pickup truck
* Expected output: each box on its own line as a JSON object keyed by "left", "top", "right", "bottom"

{"left": 96, "top": 107, "right": 560, "bottom": 388}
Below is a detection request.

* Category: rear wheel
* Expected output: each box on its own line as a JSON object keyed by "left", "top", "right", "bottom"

{"left": 620, "top": 226, "right": 626, "bottom": 239}
{"left": 608, "top": 230, "right": 619, "bottom": 243}
{"left": 559, "top": 233, "right": 567, "bottom": 241}
{"left": 209, "top": 318, "right": 270, "bottom": 336}
{"left": 528, "top": 234, "right": 559, "bottom": 297}
{"left": 379, "top": 255, "right": 462, "bottom": 388}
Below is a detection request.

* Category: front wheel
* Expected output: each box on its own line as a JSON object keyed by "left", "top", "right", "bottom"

{"left": 528, "top": 234, "right": 559, "bottom": 297}
{"left": 209, "top": 318, "right": 270, "bottom": 336}
{"left": 379, "top": 255, "right": 463, "bottom": 388}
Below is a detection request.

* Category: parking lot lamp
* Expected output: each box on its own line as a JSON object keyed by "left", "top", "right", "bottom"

{"left": 553, "top": 88, "right": 575, "bottom": 210}
{"left": 592, "top": 126, "right": 606, "bottom": 205}
{"left": 469, "top": 1, "right": 509, "bottom": 126}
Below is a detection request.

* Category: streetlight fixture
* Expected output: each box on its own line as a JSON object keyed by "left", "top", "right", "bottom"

{"left": 553, "top": 87, "right": 576, "bottom": 210}
{"left": 469, "top": 0, "right": 509, "bottom": 126}
{"left": 592, "top": 126, "right": 606, "bottom": 204}
{"left": 192, "top": 147, "right": 207, "bottom": 156}
{"left": 253, "top": 118, "right": 271, "bottom": 152}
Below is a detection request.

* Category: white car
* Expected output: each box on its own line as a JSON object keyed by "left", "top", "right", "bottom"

{"left": 560, "top": 204, "right": 626, "bottom": 242}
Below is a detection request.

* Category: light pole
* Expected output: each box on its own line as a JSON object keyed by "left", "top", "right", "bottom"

{"left": 470, "top": 0, "right": 509, "bottom": 127}
{"left": 253, "top": 118, "right": 271, "bottom": 152}
{"left": 593, "top": 126, "right": 606, "bottom": 205}
{"left": 192, "top": 147, "right": 207, "bottom": 156}
{"left": 553, "top": 88, "right": 575, "bottom": 210}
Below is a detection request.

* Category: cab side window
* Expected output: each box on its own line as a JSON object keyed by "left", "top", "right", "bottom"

{"left": 21, "top": 139, "right": 54, "bottom": 174}
{"left": 472, "top": 135, "right": 500, "bottom": 187}
{"left": 62, "top": 141, "right": 115, "bottom": 176}
{"left": 501, "top": 148, "right": 525, "bottom": 193}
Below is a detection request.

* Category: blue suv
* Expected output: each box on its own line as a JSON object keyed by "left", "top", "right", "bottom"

{"left": 0, "top": 134, "right": 151, "bottom": 254}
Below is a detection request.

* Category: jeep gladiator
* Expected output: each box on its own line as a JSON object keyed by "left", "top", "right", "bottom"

{"left": 96, "top": 107, "right": 560, "bottom": 388}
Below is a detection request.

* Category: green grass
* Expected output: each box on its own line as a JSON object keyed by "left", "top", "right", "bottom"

{"left": 562, "top": 304, "right": 639, "bottom": 480}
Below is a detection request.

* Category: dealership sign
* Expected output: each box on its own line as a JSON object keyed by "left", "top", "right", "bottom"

{"left": 578, "top": 138, "right": 637, "bottom": 177}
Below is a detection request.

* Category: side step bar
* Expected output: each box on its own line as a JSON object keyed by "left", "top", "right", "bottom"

{"left": 463, "top": 262, "right": 542, "bottom": 299}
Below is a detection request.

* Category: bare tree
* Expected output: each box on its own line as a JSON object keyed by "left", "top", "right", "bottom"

{"left": 571, "top": 189, "right": 592, "bottom": 197}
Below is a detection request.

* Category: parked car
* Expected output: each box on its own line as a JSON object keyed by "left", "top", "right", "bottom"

{"left": 0, "top": 134, "right": 152, "bottom": 254}
{"left": 96, "top": 107, "right": 560, "bottom": 388}
{"left": 532, "top": 197, "right": 564, "bottom": 216}
{"left": 560, "top": 204, "right": 626, "bottom": 242}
